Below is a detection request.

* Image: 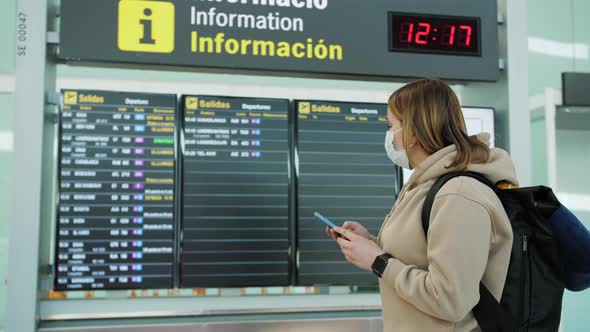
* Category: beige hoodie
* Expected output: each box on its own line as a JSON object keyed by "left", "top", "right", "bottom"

{"left": 376, "top": 136, "right": 518, "bottom": 332}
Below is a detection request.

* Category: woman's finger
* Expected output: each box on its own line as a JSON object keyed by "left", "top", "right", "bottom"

{"left": 325, "top": 226, "right": 333, "bottom": 238}
{"left": 334, "top": 226, "right": 358, "bottom": 241}
{"left": 327, "top": 228, "right": 338, "bottom": 240}
{"left": 336, "top": 237, "right": 352, "bottom": 249}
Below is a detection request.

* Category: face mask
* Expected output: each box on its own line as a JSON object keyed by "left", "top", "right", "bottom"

{"left": 385, "top": 128, "right": 411, "bottom": 169}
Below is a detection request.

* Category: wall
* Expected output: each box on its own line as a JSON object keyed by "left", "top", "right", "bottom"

{"left": 528, "top": 0, "right": 590, "bottom": 96}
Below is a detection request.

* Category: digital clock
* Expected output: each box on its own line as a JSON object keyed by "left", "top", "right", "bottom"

{"left": 389, "top": 12, "right": 481, "bottom": 56}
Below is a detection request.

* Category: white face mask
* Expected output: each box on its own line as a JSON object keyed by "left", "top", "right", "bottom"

{"left": 385, "top": 128, "right": 411, "bottom": 169}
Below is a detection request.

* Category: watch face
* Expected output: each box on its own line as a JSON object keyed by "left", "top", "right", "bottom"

{"left": 372, "top": 255, "right": 388, "bottom": 277}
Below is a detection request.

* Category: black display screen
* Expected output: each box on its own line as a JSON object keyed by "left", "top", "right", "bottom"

{"left": 295, "top": 101, "right": 401, "bottom": 285}
{"left": 56, "top": 90, "right": 177, "bottom": 290}
{"left": 55, "top": 92, "right": 407, "bottom": 290}
{"left": 389, "top": 12, "right": 480, "bottom": 56}
{"left": 180, "top": 95, "right": 291, "bottom": 288}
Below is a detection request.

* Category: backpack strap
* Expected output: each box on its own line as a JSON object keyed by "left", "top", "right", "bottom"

{"left": 421, "top": 171, "right": 517, "bottom": 332}
{"left": 421, "top": 171, "right": 496, "bottom": 239}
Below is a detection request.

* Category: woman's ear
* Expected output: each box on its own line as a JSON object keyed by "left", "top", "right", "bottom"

{"left": 410, "top": 135, "right": 418, "bottom": 148}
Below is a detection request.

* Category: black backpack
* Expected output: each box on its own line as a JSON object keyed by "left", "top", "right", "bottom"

{"left": 421, "top": 171, "right": 564, "bottom": 332}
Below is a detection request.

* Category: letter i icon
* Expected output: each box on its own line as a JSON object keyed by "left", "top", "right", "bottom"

{"left": 140, "top": 8, "right": 156, "bottom": 45}
{"left": 118, "top": 0, "right": 175, "bottom": 53}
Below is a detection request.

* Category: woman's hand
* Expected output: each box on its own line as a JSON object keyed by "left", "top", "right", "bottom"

{"left": 325, "top": 221, "right": 373, "bottom": 241}
{"left": 333, "top": 226, "right": 385, "bottom": 272}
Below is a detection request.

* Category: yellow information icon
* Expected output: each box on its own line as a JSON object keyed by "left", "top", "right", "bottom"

{"left": 64, "top": 91, "right": 78, "bottom": 105}
{"left": 185, "top": 97, "right": 198, "bottom": 110}
{"left": 118, "top": 0, "right": 175, "bottom": 53}
{"left": 298, "top": 102, "right": 311, "bottom": 114}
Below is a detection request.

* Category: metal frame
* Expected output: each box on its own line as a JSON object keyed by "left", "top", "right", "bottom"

{"left": 39, "top": 311, "right": 384, "bottom": 332}
{"left": 504, "top": 0, "right": 531, "bottom": 186}
{"left": 528, "top": 87, "right": 562, "bottom": 190}
{"left": 7, "top": 0, "right": 57, "bottom": 331}
{"left": 544, "top": 88, "right": 559, "bottom": 190}
{"left": 40, "top": 294, "right": 381, "bottom": 321}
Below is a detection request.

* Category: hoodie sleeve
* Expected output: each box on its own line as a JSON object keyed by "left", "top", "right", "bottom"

{"left": 381, "top": 193, "right": 492, "bottom": 322}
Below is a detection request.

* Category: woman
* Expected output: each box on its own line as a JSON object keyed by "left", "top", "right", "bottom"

{"left": 326, "top": 78, "right": 517, "bottom": 331}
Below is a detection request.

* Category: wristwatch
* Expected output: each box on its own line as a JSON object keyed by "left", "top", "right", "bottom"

{"left": 371, "top": 253, "right": 394, "bottom": 278}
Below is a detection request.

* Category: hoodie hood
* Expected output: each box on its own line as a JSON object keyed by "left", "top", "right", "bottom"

{"left": 406, "top": 133, "right": 519, "bottom": 189}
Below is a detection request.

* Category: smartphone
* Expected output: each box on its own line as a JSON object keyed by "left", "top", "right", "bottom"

{"left": 314, "top": 212, "right": 338, "bottom": 229}
{"left": 314, "top": 212, "right": 344, "bottom": 239}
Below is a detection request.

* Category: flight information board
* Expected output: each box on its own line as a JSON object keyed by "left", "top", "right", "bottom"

{"left": 296, "top": 100, "right": 400, "bottom": 285}
{"left": 56, "top": 90, "right": 177, "bottom": 290}
{"left": 181, "top": 95, "right": 291, "bottom": 287}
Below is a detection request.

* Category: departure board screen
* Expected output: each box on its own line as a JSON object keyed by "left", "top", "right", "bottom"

{"left": 181, "top": 95, "right": 291, "bottom": 287}
{"left": 296, "top": 100, "right": 401, "bottom": 285}
{"left": 56, "top": 90, "right": 177, "bottom": 290}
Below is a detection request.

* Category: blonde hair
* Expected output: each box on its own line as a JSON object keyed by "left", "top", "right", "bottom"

{"left": 388, "top": 78, "right": 490, "bottom": 169}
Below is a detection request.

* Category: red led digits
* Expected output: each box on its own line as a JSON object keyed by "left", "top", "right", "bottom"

{"left": 459, "top": 25, "right": 472, "bottom": 47}
{"left": 397, "top": 21, "right": 470, "bottom": 47}
{"left": 440, "top": 25, "right": 456, "bottom": 46}
{"left": 414, "top": 22, "right": 431, "bottom": 45}
{"left": 389, "top": 13, "right": 479, "bottom": 56}
{"left": 399, "top": 22, "right": 414, "bottom": 43}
